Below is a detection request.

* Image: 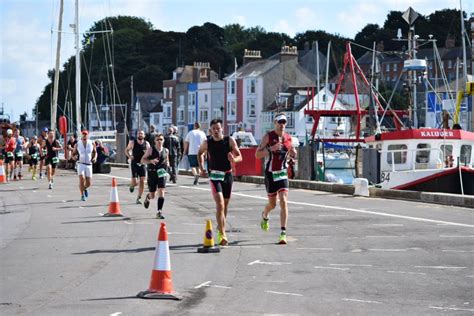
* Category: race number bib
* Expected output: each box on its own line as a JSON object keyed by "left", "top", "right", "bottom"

{"left": 209, "top": 170, "right": 225, "bottom": 181}
{"left": 52, "top": 157, "right": 59, "bottom": 164}
{"left": 272, "top": 169, "right": 288, "bottom": 181}
{"left": 31, "top": 153, "right": 39, "bottom": 159}
{"left": 42, "top": 149, "right": 47, "bottom": 155}
{"left": 7, "top": 152, "right": 14, "bottom": 158}
{"left": 157, "top": 168, "right": 167, "bottom": 178}
{"left": 16, "top": 151, "right": 23, "bottom": 157}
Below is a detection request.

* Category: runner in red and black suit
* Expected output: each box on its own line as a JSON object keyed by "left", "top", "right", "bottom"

{"left": 255, "top": 113, "right": 297, "bottom": 244}
{"left": 198, "top": 118, "right": 242, "bottom": 246}
{"left": 37, "top": 127, "right": 49, "bottom": 179}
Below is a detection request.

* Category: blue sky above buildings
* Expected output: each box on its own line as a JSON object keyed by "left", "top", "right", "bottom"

{"left": 0, "top": 0, "right": 467, "bottom": 122}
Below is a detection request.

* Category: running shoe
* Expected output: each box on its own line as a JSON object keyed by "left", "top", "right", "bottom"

{"left": 260, "top": 213, "right": 269, "bottom": 231}
{"left": 156, "top": 211, "right": 165, "bottom": 219}
{"left": 40, "top": 173, "right": 44, "bottom": 179}
{"left": 13, "top": 176, "right": 17, "bottom": 181}
{"left": 48, "top": 182, "right": 53, "bottom": 190}
{"left": 81, "top": 195, "right": 86, "bottom": 201}
{"left": 84, "top": 189, "right": 88, "bottom": 198}
{"left": 193, "top": 175, "right": 199, "bottom": 185}
{"left": 129, "top": 184, "right": 134, "bottom": 193}
{"left": 143, "top": 195, "right": 150, "bottom": 209}
{"left": 136, "top": 197, "right": 142, "bottom": 204}
{"left": 217, "top": 231, "right": 228, "bottom": 246}
{"left": 18, "top": 174, "right": 22, "bottom": 180}
{"left": 32, "top": 176, "right": 37, "bottom": 180}
{"left": 278, "top": 231, "right": 287, "bottom": 245}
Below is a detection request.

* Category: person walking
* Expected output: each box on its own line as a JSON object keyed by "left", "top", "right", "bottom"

{"left": 2, "top": 129, "right": 16, "bottom": 182}
{"left": 124, "top": 130, "right": 150, "bottom": 204}
{"left": 141, "top": 133, "right": 169, "bottom": 219}
{"left": 184, "top": 122, "right": 206, "bottom": 185}
{"left": 198, "top": 119, "right": 242, "bottom": 246}
{"left": 73, "top": 130, "right": 97, "bottom": 201}
{"left": 163, "top": 126, "right": 181, "bottom": 183}
{"left": 38, "top": 127, "right": 48, "bottom": 179}
{"left": 42, "top": 129, "right": 62, "bottom": 189}
{"left": 255, "top": 113, "right": 297, "bottom": 245}
{"left": 66, "top": 134, "right": 78, "bottom": 169}
{"left": 13, "top": 129, "right": 26, "bottom": 180}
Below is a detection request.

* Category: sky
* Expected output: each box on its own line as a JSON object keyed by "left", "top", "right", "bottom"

{"left": 0, "top": 0, "right": 468, "bottom": 122}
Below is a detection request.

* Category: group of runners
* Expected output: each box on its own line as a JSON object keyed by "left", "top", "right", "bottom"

{"left": 1, "top": 127, "right": 62, "bottom": 189}
{"left": 2, "top": 113, "right": 297, "bottom": 245}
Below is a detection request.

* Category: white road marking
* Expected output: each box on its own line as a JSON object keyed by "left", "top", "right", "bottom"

{"left": 314, "top": 266, "right": 349, "bottom": 271}
{"left": 194, "top": 281, "right": 231, "bottom": 289}
{"left": 415, "top": 266, "right": 466, "bottom": 270}
{"left": 330, "top": 264, "right": 373, "bottom": 267}
{"left": 62, "top": 200, "right": 66, "bottom": 203}
{"left": 467, "top": 275, "right": 474, "bottom": 278}
{"left": 194, "top": 281, "right": 211, "bottom": 289}
{"left": 440, "top": 235, "right": 474, "bottom": 238}
{"left": 430, "top": 306, "right": 474, "bottom": 312}
{"left": 123, "top": 221, "right": 153, "bottom": 225}
{"left": 265, "top": 291, "right": 303, "bottom": 297}
{"left": 110, "top": 313, "right": 122, "bottom": 316}
{"left": 369, "top": 249, "right": 407, "bottom": 252}
{"left": 387, "top": 271, "right": 426, "bottom": 276}
{"left": 248, "top": 260, "right": 292, "bottom": 266}
{"left": 342, "top": 298, "right": 382, "bottom": 304}
{"left": 47, "top": 195, "right": 52, "bottom": 198}
{"left": 297, "top": 247, "right": 333, "bottom": 251}
{"left": 442, "top": 249, "right": 474, "bottom": 253}
{"left": 32, "top": 190, "right": 37, "bottom": 193}
{"left": 98, "top": 212, "right": 104, "bottom": 216}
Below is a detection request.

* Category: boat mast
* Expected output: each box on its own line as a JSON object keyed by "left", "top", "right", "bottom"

{"left": 75, "top": 0, "right": 81, "bottom": 136}
{"left": 51, "top": 0, "right": 64, "bottom": 131}
{"left": 459, "top": 0, "right": 468, "bottom": 79}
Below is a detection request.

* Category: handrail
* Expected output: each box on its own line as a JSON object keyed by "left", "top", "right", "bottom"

{"left": 379, "top": 147, "right": 445, "bottom": 172}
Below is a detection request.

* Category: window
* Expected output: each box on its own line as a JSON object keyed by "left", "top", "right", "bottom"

{"left": 227, "top": 100, "right": 236, "bottom": 118}
{"left": 286, "top": 112, "right": 294, "bottom": 128}
{"left": 179, "top": 95, "right": 184, "bottom": 107}
{"left": 227, "top": 80, "right": 235, "bottom": 95}
{"left": 306, "top": 115, "right": 313, "bottom": 123}
{"left": 228, "top": 124, "right": 237, "bottom": 135}
{"left": 440, "top": 144, "right": 453, "bottom": 161}
{"left": 247, "top": 79, "right": 256, "bottom": 94}
{"left": 387, "top": 144, "right": 407, "bottom": 164}
{"left": 213, "top": 109, "right": 221, "bottom": 119}
{"left": 164, "top": 105, "right": 171, "bottom": 118}
{"left": 204, "top": 94, "right": 208, "bottom": 103}
{"left": 178, "top": 109, "right": 184, "bottom": 122}
{"left": 416, "top": 143, "right": 430, "bottom": 163}
{"left": 393, "top": 63, "right": 398, "bottom": 72}
{"left": 460, "top": 145, "right": 472, "bottom": 165}
{"left": 448, "top": 60, "right": 452, "bottom": 69}
{"left": 163, "top": 87, "right": 168, "bottom": 98}
{"left": 169, "top": 87, "right": 173, "bottom": 98}
{"left": 385, "top": 64, "right": 390, "bottom": 72}
{"left": 200, "top": 109, "right": 208, "bottom": 122}
{"left": 188, "top": 92, "right": 196, "bottom": 106}
{"left": 246, "top": 99, "right": 256, "bottom": 117}
{"left": 188, "top": 109, "right": 195, "bottom": 124}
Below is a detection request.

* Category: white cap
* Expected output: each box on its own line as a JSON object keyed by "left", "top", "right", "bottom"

{"left": 274, "top": 114, "right": 287, "bottom": 122}
{"left": 7, "top": 129, "right": 13, "bottom": 135}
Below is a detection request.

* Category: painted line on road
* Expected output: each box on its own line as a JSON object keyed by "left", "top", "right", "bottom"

{"left": 440, "top": 235, "right": 474, "bottom": 238}
{"left": 102, "top": 174, "right": 474, "bottom": 228}
{"left": 110, "top": 313, "right": 122, "bottom": 316}
{"left": 123, "top": 221, "right": 153, "bottom": 225}
{"left": 387, "top": 271, "right": 426, "bottom": 276}
{"left": 330, "top": 264, "right": 373, "bottom": 267}
{"left": 415, "top": 266, "right": 466, "bottom": 270}
{"left": 194, "top": 281, "right": 231, "bottom": 289}
{"left": 314, "top": 266, "right": 349, "bottom": 271}
{"left": 194, "top": 281, "right": 211, "bottom": 289}
{"left": 368, "top": 249, "right": 407, "bottom": 252}
{"left": 248, "top": 260, "right": 292, "bottom": 266}
{"left": 342, "top": 298, "right": 382, "bottom": 304}
{"left": 430, "top": 306, "right": 474, "bottom": 312}
{"left": 265, "top": 291, "right": 303, "bottom": 297}
{"left": 467, "top": 275, "right": 474, "bottom": 278}
{"left": 442, "top": 249, "right": 474, "bottom": 253}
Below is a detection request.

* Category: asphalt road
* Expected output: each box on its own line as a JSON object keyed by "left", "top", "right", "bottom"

{"left": 1, "top": 167, "right": 473, "bottom": 315}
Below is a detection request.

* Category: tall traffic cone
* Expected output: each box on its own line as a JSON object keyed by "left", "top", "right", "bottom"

{"left": 137, "top": 222, "right": 182, "bottom": 300}
{"left": 197, "top": 219, "right": 220, "bottom": 253}
{"left": 0, "top": 160, "right": 6, "bottom": 184}
{"left": 103, "top": 177, "right": 123, "bottom": 217}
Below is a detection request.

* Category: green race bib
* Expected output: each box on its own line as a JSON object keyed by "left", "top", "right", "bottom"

{"left": 52, "top": 157, "right": 59, "bottom": 164}
{"left": 157, "top": 168, "right": 168, "bottom": 178}
{"left": 7, "top": 152, "right": 14, "bottom": 158}
{"left": 16, "top": 152, "right": 23, "bottom": 157}
{"left": 272, "top": 169, "right": 288, "bottom": 181}
{"left": 42, "top": 149, "right": 47, "bottom": 155}
{"left": 209, "top": 170, "right": 225, "bottom": 181}
{"left": 31, "top": 153, "right": 38, "bottom": 159}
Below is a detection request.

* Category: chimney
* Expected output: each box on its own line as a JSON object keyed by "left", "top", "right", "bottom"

{"left": 192, "top": 62, "right": 211, "bottom": 82}
{"left": 243, "top": 49, "right": 262, "bottom": 65}
{"left": 280, "top": 45, "right": 298, "bottom": 62}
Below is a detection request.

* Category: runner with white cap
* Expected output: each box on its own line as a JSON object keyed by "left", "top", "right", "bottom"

{"left": 255, "top": 113, "right": 297, "bottom": 244}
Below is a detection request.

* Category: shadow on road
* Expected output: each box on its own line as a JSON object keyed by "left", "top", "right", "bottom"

{"left": 72, "top": 246, "right": 155, "bottom": 255}
{"left": 81, "top": 296, "right": 138, "bottom": 301}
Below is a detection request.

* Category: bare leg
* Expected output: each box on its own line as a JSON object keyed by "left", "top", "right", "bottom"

{"left": 278, "top": 190, "right": 289, "bottom": 229}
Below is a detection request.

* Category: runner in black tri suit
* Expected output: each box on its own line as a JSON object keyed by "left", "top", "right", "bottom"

{"left": 27, "top": 136, "right": 41, "bottom": 180}
{"left": 141, "top": 133, "right": 169, "bottom": 219}
{"left": 124, "top": 130, "right": 150, "bottom": 204}
{"left": 255, "top": 113, "right": 297, "bottom": 245}
{"left": 42, "top": 130, "right": 62, "bottom": 189}
{"left": 198, "top": 118, "right": 242, "bottom": 246}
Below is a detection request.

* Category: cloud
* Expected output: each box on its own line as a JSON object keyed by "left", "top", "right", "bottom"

{"left": 273, "top": 19, "right": 295, "bottom": 36}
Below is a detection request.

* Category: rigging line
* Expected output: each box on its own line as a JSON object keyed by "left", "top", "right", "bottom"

{"left": 349, "top": 41, "right": 377, "bottom": 54}
{"left": 424, "top": 79, "right": 445, "bottom": 126}
{"left": 81, "top": 48, "right": 102, "bottom": 130}
{"left": 379, "top": 70, "right": 404, "bottom": 128}
{"left": 433, "top": 42, "right": 456, "bottom": 113}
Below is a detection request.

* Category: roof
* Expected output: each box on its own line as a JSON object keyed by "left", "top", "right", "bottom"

{"left": 225, "top": 59, "right": 280, "bottom": 79}
{"left": 135, "top": 92, "right": 163, "bottom": 114}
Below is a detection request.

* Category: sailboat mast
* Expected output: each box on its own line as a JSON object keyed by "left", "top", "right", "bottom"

{"left": 75, "top": 0, "right": 81, "bottom": 136}
{"left": 460, "top": 0, "right": 468, "bottom": 79}
{"left": 51, "top": 0, "right": 64, "bottom": 131}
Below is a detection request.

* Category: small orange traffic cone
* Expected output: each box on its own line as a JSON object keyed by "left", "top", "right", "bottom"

{"left": 0, "top": 160, "right": 6, "bottom": 184}
{"left": 197, "top": 219, "right": 220, "bottom": 253}
{"left": 137, "top": 222, "right": 182, "bottom": 300}
{"left": 103, "top": 177, "right": 123, "bottom": 217}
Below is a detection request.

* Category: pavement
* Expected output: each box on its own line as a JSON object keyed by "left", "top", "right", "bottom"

{"left": 1, "top": 167, "right": 473, "bottom": 315}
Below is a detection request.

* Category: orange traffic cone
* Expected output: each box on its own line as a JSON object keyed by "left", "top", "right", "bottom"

{"left": 0, "top": 160, "right": 6, "bottom": 184}
{"left": 137, "top": 222, "right": 182, "bottom": 300}
{"left": 103, "top": 177, "right": 123, "bottom": 217}
{"left": 197, "top": 219, "right": 220, "bottom": 253}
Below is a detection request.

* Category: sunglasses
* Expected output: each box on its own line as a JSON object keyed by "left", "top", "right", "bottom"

{"left": 277, "top": 120, "right": 287, "bottom": 124}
